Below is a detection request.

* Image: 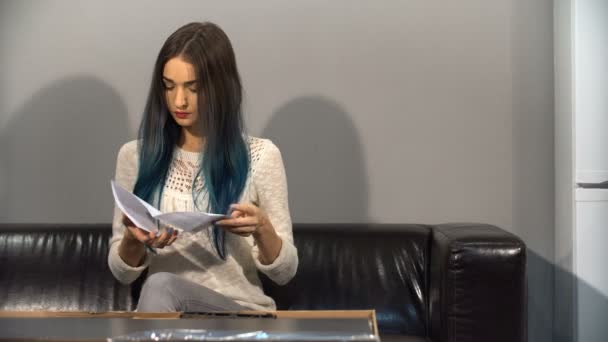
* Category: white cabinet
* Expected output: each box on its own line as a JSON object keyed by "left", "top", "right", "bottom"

{"left": 574, "top": 0, "right": 608, "bottom": 184}
{"left": 575, "top": 189, "right": 608, "bottom": 342}
{"left": 555, "top": 1, "right": 608, "bottom": 341}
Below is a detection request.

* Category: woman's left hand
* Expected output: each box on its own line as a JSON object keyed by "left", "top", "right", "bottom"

{"left": 216, "top": 203, "right": 271, "bottom": 238}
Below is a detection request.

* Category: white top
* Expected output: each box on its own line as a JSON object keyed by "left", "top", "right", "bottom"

{"left": 107, "top": 137, "right": 298, "bottom": 310}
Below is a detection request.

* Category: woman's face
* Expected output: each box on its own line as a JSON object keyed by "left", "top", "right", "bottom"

{"left": 162, "top": 57, "right": 200, "bottom": 130}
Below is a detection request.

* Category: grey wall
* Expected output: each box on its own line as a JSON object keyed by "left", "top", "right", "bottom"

{"left": 554, "top": 1, "right": 575, "bottom": 341}
{"left": 511, "top": 1, "right": 555, "bottom": 341}
{"left": 0, "top": 1, "right": 555, "bottom": 341}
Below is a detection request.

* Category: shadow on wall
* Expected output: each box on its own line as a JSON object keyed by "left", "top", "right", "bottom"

{"left": 262, "top": 96, "right": 369, "bottom": 223}
{"left": 527, "top": 250, "right": 556, "bottom": 342}
{"left": 0, "top": 75, "right": 130, "bottom": 223}
{"left": 530, "top": 249, "right": 608, "bottom": 342}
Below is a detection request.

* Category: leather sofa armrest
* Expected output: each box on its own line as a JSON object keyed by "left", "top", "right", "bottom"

{"left": 429, "top": 223, "right": 526, "bottom": 342}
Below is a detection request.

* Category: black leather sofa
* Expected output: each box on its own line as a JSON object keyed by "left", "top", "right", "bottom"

{"left": 0, "top": 223, "right": 526, "bottom": 342}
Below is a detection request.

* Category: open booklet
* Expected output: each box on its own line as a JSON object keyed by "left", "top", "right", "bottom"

{"left": 111, "top": 180, "right": 228, "bottom": 233}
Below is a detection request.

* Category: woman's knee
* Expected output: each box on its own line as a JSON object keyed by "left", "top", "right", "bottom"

{"left": 137, "top": 272, "right": 180, "bottom": 312}
{"left": 141, "top": 272, "right": 179, "bottom": 293}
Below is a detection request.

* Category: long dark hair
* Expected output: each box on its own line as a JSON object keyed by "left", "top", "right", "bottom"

{"left": 133, "top": 22, "right": 249, "bottom": 259}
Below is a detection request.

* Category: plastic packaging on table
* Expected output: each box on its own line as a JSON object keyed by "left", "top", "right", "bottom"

{"left": 108, "top": 329, "right": 379, "bottom": 341}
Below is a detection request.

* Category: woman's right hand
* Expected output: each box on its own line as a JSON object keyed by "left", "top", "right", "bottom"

{"left": 122, "top": 215, "right": 178, "bottom": 248}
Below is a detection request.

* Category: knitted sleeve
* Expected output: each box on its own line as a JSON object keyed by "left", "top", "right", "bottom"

{"left": 250, "top": 140, "right": 298, "bottom": 285}
{"left": 107, "top": 140, "right": 152, "bottom": 285}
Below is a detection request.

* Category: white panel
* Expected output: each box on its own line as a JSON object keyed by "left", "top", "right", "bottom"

{"left": 575, "top": 189, "right": 608, "bottom": 342}
{"left": 574, "top": 0, "right": 608, "bottom": 179}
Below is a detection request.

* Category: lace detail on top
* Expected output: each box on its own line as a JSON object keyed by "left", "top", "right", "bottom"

{"left": 249, "top": 137, "right": 265, "bottom": 172}
{"left": 165, "top": 155, "right": 203, "bottom": 193}
{"left": 164, "top": 137, "right": 267, "bottom": 195}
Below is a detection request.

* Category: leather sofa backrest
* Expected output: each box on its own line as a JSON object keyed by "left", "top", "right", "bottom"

{"left": 0, "top": 224, "right": 134, "bottom": 311}
{"left": 0, "top": 223, "right": 432, "bottom": 335}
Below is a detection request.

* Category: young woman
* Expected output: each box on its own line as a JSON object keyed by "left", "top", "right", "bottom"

{"left": 108, "top": 22, "right": 298, "bottom": 312}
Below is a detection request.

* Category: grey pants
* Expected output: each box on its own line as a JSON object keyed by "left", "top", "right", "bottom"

{"left": 136, "top": 272, "right": 246, "bottom": 312}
